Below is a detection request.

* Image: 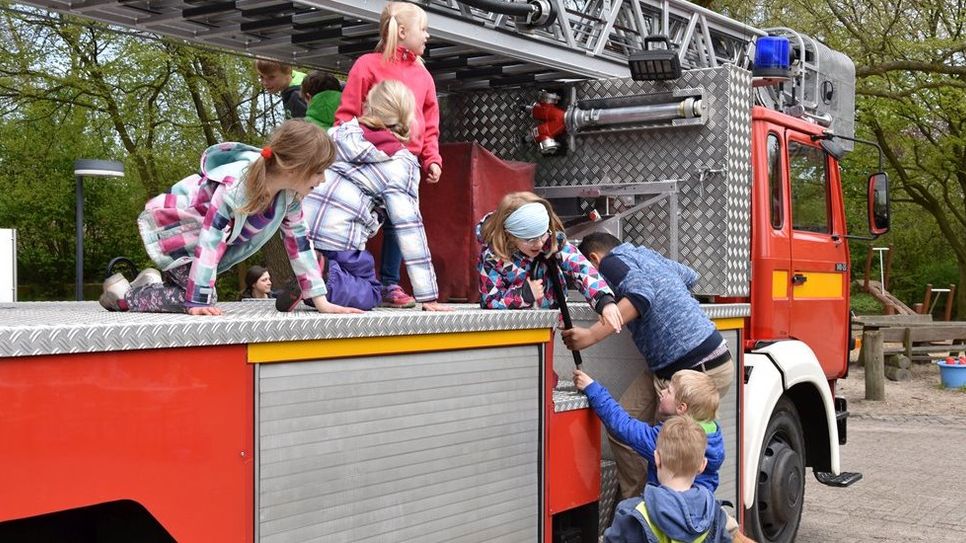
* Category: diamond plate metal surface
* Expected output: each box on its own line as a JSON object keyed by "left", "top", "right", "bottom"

{"left": 567, "top": 303, "right": 749, "bottom": 323}
{"left": 440, "top": 66, "right": 753, "bottom": 296}
{"left": 0, "top": 302, "right": 557, "bottom": 358}
{"left": 599, "top": 460, "right": 619, "bottom": 536}
{"left": 553, "top": 380, "right": 590, "bottom": 413}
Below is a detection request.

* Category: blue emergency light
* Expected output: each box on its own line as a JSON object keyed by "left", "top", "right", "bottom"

{"left": 753, "top": 35, "right": 791, "bottom": 78}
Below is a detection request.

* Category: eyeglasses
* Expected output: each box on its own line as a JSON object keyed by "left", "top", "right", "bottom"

{"left": 518, "top": 231, "right": 550, "bottom": 247}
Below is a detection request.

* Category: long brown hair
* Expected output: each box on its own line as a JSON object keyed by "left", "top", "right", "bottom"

{"left": 376, "top": 1, "right": 428, "bottom": 63}
{"left": 240, "top": 119, "right": 335, "bottom": 214}
{"left": 481, "top": 191, "right": 565, "bottom": 261}
{"left": 359, "top": 80, "right": 415, "bottom": 143}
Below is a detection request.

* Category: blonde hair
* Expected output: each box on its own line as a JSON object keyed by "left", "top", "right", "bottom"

{"left": 656, "top": 415, "right": 707, "bottom": 478}
{"left": 671, "top": 369, "right": 720, "bottom": 421}
{"left": 481, "top": 191, "right": 565, "bottom": 261}
{"left": 377, "top": 1, "right": 428, "bottom": 63}
{"left": 359, "top": 80, "right": 415, "bottom": 143}
{"left": 240, "top": 119, "right": 335, "bottom": 214}
{"left": 254, "top": 59, "right": 292, "bottom": 76}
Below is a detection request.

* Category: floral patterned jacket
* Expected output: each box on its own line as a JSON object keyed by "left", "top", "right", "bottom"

{"left": 476, "top": 213, "right": 615, "bottom": 312}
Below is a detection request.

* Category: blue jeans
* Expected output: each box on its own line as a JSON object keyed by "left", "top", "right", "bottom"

{"left": 380, "top": 219, "right": 403, "bottom": 287}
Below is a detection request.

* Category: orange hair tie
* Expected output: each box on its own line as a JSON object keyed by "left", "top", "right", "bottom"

{"left": 260, "top": 146, "right": 273, "bottom": 159}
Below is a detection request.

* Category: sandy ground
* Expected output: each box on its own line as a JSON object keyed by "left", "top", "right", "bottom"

{"left": 841, "top": 348, "right": 966, "bottom": 417}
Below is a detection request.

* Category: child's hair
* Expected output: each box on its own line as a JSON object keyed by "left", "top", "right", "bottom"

{"left": 255, "top": 59, "right": 292, "bottom": 76}
{"left": 377, "top": 1, "right": 428, "bottom": 62}
{"left": 481, "top": 191, "right": 565, "bottom": 261}
{"left": 240, "top": 119, "right": 335, "bottom": 214}
{"left": 671, "top": 369, "right": 720, "bottom": 421}
{"left": 656, "top": 415, "right": 707, "bottom": 477}
{"left": 241, "top": 265, "right": 269, "bottom": 298}
{"left": 359, "top": 80, "right": 415, "bottom": 143}
{"left": 301, "top": 71, "right": 341, "bottom": 100}
{"left": 578, "top": 231, "right": 621, "bottom": 259}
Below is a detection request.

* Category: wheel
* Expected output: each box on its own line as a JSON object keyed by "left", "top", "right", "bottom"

{"left": 745, "top": 397, "right": 805, "bottom": 543}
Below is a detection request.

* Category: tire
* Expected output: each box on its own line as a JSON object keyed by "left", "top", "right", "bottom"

{"left": 745, "top": 397, "right": 805, "bottom": 543}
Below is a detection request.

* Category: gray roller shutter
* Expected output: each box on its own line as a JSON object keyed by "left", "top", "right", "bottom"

{"left": 257, "top": 345, "right": 541, "bottom": 542}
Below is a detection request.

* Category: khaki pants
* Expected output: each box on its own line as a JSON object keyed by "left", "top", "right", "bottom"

{"left": 608, "top": 357, "right": 734, "bottom": 499}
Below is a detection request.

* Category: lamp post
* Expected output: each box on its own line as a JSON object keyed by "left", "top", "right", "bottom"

{"left": 74, "top": 159, "right": 124, "bottom": 301}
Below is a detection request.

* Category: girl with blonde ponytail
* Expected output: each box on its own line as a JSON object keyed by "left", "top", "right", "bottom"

{"left": 302, "top": 80, "right": 449, "bottom": 312}
{"left": 101, "top": 119, "right": 362, "bottom": 316}
{"left": 334, "top": 1, "right": 442, "bottom": 309}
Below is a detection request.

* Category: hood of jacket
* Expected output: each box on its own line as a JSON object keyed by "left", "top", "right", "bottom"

{"left": 643, "top": 484, "right": 719, "bottom": 541}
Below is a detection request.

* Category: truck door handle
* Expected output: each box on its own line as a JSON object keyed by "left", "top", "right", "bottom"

{"left": 792, "top": 273, "right": 807, "bottom": 285}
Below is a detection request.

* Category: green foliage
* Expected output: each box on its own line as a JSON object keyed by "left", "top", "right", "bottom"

{"left": 850, "top": 291, "right": 884, "bottom": 315}
{"left": 0, "top": 4, "right": 286, "bottom": 300}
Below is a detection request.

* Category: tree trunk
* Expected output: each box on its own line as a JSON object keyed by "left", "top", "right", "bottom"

{"left": 863, "top": 330, "right": 885, "bottom": 400}
{"left": 262, "top": 233, "right": 295, "bottom": 290}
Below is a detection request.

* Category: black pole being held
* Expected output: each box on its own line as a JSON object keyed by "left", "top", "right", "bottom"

{"left": 544, "top": 255, "right": 582, "bottom": 369}
{"left": 75, "top": 174, "right": 84, "bottom": 301}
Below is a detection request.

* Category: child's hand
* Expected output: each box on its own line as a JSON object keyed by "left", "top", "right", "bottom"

{"left": 561, "top": 326, "right": 595, "bottom": 350}
{"left": 312, "top": 296, "right": 364, "bottom": 314}
{"left": 572, "top": 369, "right": 594, "bottom": 391}
{"left": 426, "top": 163, "right": 442, "bottom": 183}
{"left": 600, "top": 302, "right": 623, "bottom": 333}
{"left": 188, "top": 306, "right": 223, "bottom": 316}
{"left": 421, "top": 301, "right": 454, "bottom": 311}
{"left": 526, "top": 277, "right": 545, "bottom": 304}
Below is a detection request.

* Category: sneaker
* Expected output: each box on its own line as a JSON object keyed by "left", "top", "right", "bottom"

{"left": 130, "top": 268, "right": 162, "bottom": 289}
{"left": 380, "top": 284, "right": 416, "bottom": 308}
{"left": 275, "top": 278, "right": 302, "bottom": 312}
{"left": 99, "top": 272, "right": 131, "bottom": 311}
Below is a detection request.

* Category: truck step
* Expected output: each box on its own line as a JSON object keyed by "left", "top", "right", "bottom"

{"left": 814, "top": 471, "right": 863, "bottom": 487}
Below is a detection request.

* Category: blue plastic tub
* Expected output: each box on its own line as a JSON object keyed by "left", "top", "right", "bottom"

{"left": 937, "top": 360, "right": 966, "bottom": 389}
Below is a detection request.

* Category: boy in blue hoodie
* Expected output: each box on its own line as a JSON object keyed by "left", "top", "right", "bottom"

{"left": 573, "top": 368, "right": 725, "bottom": 493}
{"left": 604, "top": 416, "right": 732, "bottom": 543}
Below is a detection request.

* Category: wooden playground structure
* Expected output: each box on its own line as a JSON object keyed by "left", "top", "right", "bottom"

{"left": 861, "top": 245, "right": 957, "bottom": 320}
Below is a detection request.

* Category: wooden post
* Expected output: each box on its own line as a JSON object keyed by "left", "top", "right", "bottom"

{"left": 863, "top": 329, "right": 885, "bottom": 401}
{"left": 863, "top": 246, "right": 873, "bottom": 291}
{"left": 903, "top": 327, "right": 913, "bottom": 359}
{"left": 944, "top": 284, "right": 956, "bottom": 322}
{"left": 921, "top": 284, "right": 933, "bottom": 315}
{"left": 884, "top": 244, "right": 894, "bottom": 291}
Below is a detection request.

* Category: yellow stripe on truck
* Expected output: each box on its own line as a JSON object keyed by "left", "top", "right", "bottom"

{"left": 793, "top": 272, "right": 844, "bottom": 299}
{"left": 248, "top": 328, "right": 551, "bottom": 363}
{"left": 772, "top": 270, "right": 788, "bottom": 299}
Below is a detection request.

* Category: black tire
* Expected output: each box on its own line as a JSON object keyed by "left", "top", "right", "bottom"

{"left": 745, "top": 397, "right": 806, "bottom": 543}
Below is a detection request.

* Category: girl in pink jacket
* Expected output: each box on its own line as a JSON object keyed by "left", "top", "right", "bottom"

{"left": 335, "top": 1, "right": 442, "bottom": 309}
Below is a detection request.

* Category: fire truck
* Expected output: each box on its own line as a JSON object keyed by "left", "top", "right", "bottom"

{"left": 1, "top": 1, "right": 890, "bottom": 542}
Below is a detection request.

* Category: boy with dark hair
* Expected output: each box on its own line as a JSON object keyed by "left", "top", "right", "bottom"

{"left": 604, "top": 416, "right": 733, "bottom": 543}
{"left": 255, "top": 59, "right": 307, "bottom": 119}
{"left": 567, "top": 231, "right": 735, "bottom": 499}
{"left": 301, "top": 71, "right": 343, "bottom": 130}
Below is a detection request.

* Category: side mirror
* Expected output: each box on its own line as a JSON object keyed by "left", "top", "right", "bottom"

{"left": 868, "top": 172, "right": 890, "bottom": 236}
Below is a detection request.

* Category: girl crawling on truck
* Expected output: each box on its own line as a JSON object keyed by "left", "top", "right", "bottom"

{"left": 476, "top": 190, "right": 623, "bottom": 333}
{"left": 99, "top": 119, "right": 362, "bottom": 316}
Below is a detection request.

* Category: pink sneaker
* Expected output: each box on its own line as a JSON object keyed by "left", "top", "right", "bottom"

{"left": 381, "top": 284, "right": 416, "bottom": 308}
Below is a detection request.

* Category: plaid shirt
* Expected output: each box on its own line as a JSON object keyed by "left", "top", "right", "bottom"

{"left": 303, "top": 120, "right": 439, "bottom": 302}
{"left": 138, "top": 143, "right": 326, "bottom": 307}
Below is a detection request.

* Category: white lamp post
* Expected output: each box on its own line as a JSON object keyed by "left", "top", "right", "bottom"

{"left": 74, "top": 159, "right": 124, "bottom": 301}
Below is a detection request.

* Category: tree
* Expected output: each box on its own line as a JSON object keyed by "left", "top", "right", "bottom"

{"left": 0, "top": 3, "right": 294, "bottom": 300}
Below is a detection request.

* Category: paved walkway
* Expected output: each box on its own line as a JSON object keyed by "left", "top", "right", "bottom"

{"left": 798, "top": 414, "right": 966, "bottom": 542}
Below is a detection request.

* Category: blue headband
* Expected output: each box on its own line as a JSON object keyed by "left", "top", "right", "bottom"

{"left": 504, "top": 203, "right": 550, "bottom": 239}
